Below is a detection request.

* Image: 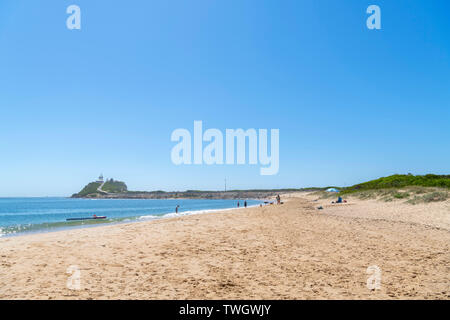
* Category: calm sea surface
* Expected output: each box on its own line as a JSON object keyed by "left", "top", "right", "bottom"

{"left": 0, "top": 198, "right": 262, "bottom": 237}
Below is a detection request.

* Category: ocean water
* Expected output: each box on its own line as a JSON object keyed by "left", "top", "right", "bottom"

{"left": 0, "top": 198, "right": 263, "bottom": 237}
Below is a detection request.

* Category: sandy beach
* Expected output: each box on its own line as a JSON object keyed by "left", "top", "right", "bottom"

{"left": 0, "top": 193, "right": 448, "bottom": 300}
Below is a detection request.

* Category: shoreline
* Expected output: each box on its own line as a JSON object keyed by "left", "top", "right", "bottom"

{"left": 1, "top": 193, "right": 448, "bottom": 299}
{"left": 0, "top": 200, "right": 266, "bottom": 239}
{"left": 0, "top": 203, "right": 261, "bottom": 241}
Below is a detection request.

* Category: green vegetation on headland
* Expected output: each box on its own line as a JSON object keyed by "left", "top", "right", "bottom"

{"left": 75, "top": 182, "right": 102, "bottom": 197}
{"left": 72, "top": 179, "right": 128, "bottom": 198}
{"left": 101, "top": 179, "right": 127, "bottom": 193}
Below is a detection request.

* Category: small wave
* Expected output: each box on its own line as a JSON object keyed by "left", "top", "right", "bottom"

{"left": 138, "top": 204, "right": 258, "bottom": 221}
{"left": 1, "top": 202, "right": 262, "bottom": 237}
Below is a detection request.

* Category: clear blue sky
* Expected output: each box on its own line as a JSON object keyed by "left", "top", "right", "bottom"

{"left": 0, "top": 0, "right": 449, "bottom": 196}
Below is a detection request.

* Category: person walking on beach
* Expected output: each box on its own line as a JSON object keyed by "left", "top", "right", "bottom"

{"left": 175, "top": 205, "right": 180, "bottom": 214}
{"left": 244, "top": 200, "right": 247, "bottom": 208}
{"left": 276, "top": 194, "right": 281, "bottom": 204}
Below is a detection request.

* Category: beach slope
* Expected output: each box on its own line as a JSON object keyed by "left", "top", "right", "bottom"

{"left": 0, "top": 194, "right": 448, "bottom": 299}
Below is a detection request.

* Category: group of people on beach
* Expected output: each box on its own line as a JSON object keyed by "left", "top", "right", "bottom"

{"left": 332, "top": 196, "right": 347, "bottom": 204}
{"left": 237, "top": 200, "right": 247, "bottom": 208}
{"left": 174, "top": 195, "right": 282, "bottom": 214}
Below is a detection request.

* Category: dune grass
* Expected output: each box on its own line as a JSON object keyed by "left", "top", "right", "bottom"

{"left": 351, "top": 187, "right": 447, "bottom": 204}
{"left": 341, "top": 174, "right": 450, "bottom": 195}
{"left": 313, "top": 185, "right": 449, "bottom": 205}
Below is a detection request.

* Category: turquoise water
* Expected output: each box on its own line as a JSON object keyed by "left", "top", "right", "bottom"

{"left": 0, "top": 198, "right": 262, "bottom": 237}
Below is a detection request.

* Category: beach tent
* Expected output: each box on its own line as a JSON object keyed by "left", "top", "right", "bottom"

{"left": 326, "top": 188, "right": 340, "bottom": 192}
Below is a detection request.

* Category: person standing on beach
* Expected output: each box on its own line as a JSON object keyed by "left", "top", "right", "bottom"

{"left": 244, "top": 200, "right": 247, "bottom": 208}
{"left": 276, "top": 194, "right": 281, "bottom": 204}
{"left": 237, "top": 201, "right": 240, "bottom": 208}
{"left": 175, "top": 205, "right": 180, "bottom": 214}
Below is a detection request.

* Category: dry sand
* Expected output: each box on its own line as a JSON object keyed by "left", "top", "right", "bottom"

{"left": 0, "top": 193, "right": 448, "bottom": 299}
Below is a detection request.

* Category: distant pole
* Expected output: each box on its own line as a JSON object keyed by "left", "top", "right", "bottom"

{"left": 225, "top": 178, "right": 227, "bottom": 192}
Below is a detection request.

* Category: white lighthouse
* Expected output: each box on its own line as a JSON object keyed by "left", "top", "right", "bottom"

{"left": 96, "top": 174, "right": 104, "bottom": 183}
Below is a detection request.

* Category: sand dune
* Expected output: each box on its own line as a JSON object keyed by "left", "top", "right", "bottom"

{"left": 0, "top": 194, "right": 448, "bottom": 299}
